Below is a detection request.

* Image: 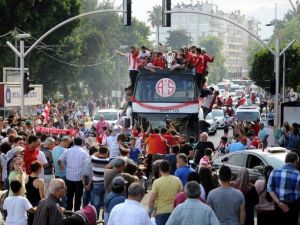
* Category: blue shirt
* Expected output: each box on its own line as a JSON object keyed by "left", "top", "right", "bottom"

{"left": 129, "top": 147, "right": 140, "bottom": 163}
{"left": 267, "top": 163, "right": 300, "bottom": 202}
{"left": 258, "top": 127, "right": 268, "bottom": 141}
{"left": 228, "top": 142, "right": 246, "bottom": 153}
{"left": 52, "top": 146, "right": 66, "bottom": 177}
{"left": 174, "top": 165, "right": 194, "bottom": 187}
{"left": 104, "top": 192, "right": 125, "bottom": 214}
{"left": 286, "top": 134, "right": 300, "bottom": 150}
{"left": 164, "top": 154, "right": 177, "bottom": 175}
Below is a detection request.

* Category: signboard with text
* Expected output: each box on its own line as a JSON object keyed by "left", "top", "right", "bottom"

{"left": 3, "top": 67, "right": 29, "bottom": 83}
{"left": 3, "top": 84, "right": 43, "bottom": 107}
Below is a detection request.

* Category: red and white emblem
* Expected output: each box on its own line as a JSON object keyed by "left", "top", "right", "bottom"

{"left": 155, "top": 78, "right": 176, "bottom": 97}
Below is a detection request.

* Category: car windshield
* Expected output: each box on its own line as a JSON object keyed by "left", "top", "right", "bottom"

{"left": 134, "top": 74, "right": 197, "bottom": 103}
{"left": 212, "top": 110, "right": 224, "bottom": 117}
{"left": 236, "top": 111, "right": 260, "bottom": 122}
{"left": 94, "top": 112, "right": 118, "bottom": 121}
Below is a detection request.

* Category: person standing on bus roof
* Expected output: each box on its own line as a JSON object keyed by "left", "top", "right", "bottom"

{"left": 194, "top": 48, "right": 206, "bottom": 90}
{"left": 201, "top": 48, "right": 214, "bottom": 75}
{"left": 115, "top": 47, "right": 139, "bottom": 92}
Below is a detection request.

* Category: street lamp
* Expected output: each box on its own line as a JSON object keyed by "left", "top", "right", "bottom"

{"left": 6, "top": 33, "right": 31, "bottom": 117}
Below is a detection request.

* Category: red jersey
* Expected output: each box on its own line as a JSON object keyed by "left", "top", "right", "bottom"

{"left": 202, "top": 54, "right": 214, "bottom": 72}
{"left": 226, "top": 98, "right": 233, "bottom": 106}
{"left": 194, "top": 55, "right": 204, "bottom": 74}
{"left": 153, "top": 58, "right": 166, "bottom": 68}
{"left": 162, "top": 134, "right": 174, "bottom": 146}
{"left": 186, "top": 52, "right": 196, "bottom": 66}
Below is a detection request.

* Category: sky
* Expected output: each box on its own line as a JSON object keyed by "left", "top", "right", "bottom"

{"left": 115, "top": 0, "right": 294, "bottom": 39}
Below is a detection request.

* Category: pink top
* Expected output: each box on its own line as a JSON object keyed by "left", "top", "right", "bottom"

{"left": 96, "top": 120, "right": 109, "bottom": 135}
{"left": 255, "top": 179, "right": 275, "bottom": 211}
{"left": 199, "top": 156, "right": 212, "bottom": 169}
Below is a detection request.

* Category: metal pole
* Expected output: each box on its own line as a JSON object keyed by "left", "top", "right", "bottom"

{"left": 275, "top": 38, "right": 280, "bottom": 129}
{"left": 20, "top": 40, "right": 25, "bottom": 117}
{"left": 118, "top": 54, "right": 121, "bottom": 107}
{"left": 283, "top": 52, "right": 286, "bottom": 102}
{"left": 15, "top": 38, "right": 18, "bottom": 68}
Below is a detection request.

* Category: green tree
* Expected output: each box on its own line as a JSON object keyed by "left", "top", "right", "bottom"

{"left": 147, "top": 5, "right": 162, "bottom": 47}
{"left": 0, "top": 0, "right": 81, "bottom": 99}
{"left": 198, "top": 35, "right": 226, "bottom": 84}
{"left": 250, "top": 43, "right": 300, "bottom": 91}
{"left": 166, "top": 29, "right": 192, "bottom": 50}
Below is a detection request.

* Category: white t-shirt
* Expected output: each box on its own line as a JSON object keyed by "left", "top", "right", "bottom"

{"left": 38, "top": 151, "right": 48, "bottom": 179}
{"left": 138, "top": 50, "right": 150, "bottom": 59}
{"left": 107, "top": 135, "right": 120, "bottom": 159}
{"left": 3, "top": 196, "right": 32, "bottom": 225}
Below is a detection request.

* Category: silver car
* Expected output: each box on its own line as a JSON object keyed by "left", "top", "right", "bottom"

{"left": 205, "top": 112, "right": 217, "bottom": 135}
{"left": 212, "top": 109, "right": 226, "bottom": 129}
{"left": 212, "top": 147, "right": 289, "bottom": 182}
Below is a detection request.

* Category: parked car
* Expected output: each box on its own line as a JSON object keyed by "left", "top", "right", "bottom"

{"left": 212, "top": 147, "right": 289, "bottom": 182}
{"left": 205, "top": 112, "right": 217, "bottom": 135}
{"left": 92, "top": 109, "right": 120, "bottom": 128}
{"left": 212, "top": 109, "right": 226, "bottom": 129}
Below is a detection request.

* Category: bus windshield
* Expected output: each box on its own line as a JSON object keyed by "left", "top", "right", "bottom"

{"left": 134, "top": 74, "right": 197, "bottom": 103}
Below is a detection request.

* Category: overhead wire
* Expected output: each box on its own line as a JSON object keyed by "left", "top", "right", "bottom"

{"left": 0, "top": 31, "right": 12, "bottom": 38}
{"left": 17, "top": 27, "right": 117, "bottom": 67}
{"left": 24, "top": 38, "right": 116, "bottom": 67}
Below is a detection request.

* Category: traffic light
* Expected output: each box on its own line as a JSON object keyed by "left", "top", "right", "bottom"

{"left": 265, "top": 78, "right": 275, "bottom": 95}
{"left": 24, "top": 73, "right": 34, "bottom": 94}
{"left": 162, "top": 0, "right": 171, "bottom": 27}
{"left": 123, "top": 0, "right": 132, "bottom": 26}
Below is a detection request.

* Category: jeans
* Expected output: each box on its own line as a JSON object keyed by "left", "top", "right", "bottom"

{"left": 66, "top": 180, "right": 83, "bottom": 211}
{"left": 91, "top": 181, "right": 105, "bottom": 219}
{"left": 156, "top": 213, "right": 171, "bottom": 225}
{"left": 56, "top": 176, "right": 67, "bottom": 208}
{"left": 82, "top": 176, "right": 91, "bottom": 208}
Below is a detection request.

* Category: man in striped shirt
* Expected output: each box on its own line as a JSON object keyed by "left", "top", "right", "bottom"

{"left": 91, "top": 145, "right": 110, "bottom": 218}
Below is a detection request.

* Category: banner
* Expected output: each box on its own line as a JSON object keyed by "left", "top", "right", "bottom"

{"left": 131, "top": 96, "right": 198, "bottom": 111}
{"left": 35, "top": 126, "right": 76, "bottom": 136}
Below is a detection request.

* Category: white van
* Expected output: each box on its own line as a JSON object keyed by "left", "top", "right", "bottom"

{"left": 235, "top": 106, "right": 261, "bottom": 122}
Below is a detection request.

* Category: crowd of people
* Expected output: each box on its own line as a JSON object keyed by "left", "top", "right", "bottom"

{"left": 0, "top": 98, "right": 298, "bottom": 225}
{"left": 115, "top": 44, "right": 214, "bottom": 93}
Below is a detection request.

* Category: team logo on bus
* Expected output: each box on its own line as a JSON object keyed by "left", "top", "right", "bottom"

{"left": 155, "top": 78, "right": 176, "bottom": 97}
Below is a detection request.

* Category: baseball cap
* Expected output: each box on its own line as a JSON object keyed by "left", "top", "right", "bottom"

{"left": 111, "top": 157, "right": 126, "bottom": 168}
{"left": 112, "top": 176, "right": 128, "bottom": 188}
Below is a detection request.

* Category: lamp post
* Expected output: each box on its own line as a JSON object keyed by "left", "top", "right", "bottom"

{"left": 6, "top": 33, "right": 31, "bottom": 117}
{"left": 6, "top": 9, "right": 124, "bottom": 116}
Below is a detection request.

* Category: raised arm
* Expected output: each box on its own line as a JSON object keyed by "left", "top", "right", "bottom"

{"left": 114, "top": 50, "right": 127, "bottom": 57}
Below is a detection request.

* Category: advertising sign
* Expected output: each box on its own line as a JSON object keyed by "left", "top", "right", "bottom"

{"left": 4, "top": 84, "right": 43, "bottom": 107}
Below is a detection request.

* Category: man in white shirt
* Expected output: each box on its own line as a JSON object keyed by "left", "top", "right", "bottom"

{"left": 108, "top": 183, "right": 156, "bottom": 225}
{"left": 115, "top": 47, "right": 139, "bottom": 91}
{"left": 138, "top": 46, "right": 151, "bottom": 59}
{"left": 58, "top": 137, "right": 89, "bottom": 211}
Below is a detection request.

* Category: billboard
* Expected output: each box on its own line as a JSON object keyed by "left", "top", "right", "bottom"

{"left": 4, "top": 84, "right": 43, "bottom": 107}
{"left": 3, "top": 67, "right": 29, "bottom": 83}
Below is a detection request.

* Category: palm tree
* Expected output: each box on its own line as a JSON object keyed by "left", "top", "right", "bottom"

{"left": 147, "top": 5, "right": 162, "bottom": 48}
